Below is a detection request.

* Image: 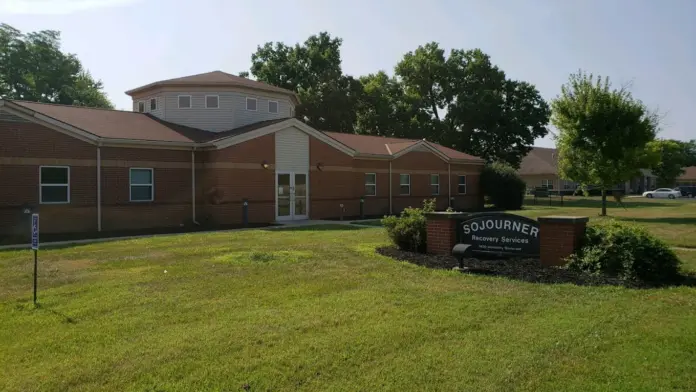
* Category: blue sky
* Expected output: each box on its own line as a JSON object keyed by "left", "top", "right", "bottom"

{"left": 3, "top": 0, "right": 695, "bottom": 147}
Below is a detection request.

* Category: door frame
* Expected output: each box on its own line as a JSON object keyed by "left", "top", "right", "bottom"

{"left": 275, "top": 171, "right": 310, "bottom": 221}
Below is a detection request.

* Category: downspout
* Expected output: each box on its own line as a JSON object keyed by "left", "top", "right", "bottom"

{"left": 191, "top": 148, "right": 200, "bottom": 225}
{"left": 388, "top": 160, "right": 393, "bottom": 215}
{"left": 448, "top": 162, "right": 451, "bottom": 207}
{"left": 97, "top": 144, "right": 102, "bottom": 232}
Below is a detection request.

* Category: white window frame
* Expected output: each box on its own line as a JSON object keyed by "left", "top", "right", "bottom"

{"left": 149, "top": 98, "right": 157, "bottom": 111}
{"left": 205, "top": 95, "right": 219, "bottom": 109}
{"left": 39, "top": 166, "right": 70, "bottom": 204}
{"left": 458, "top": 175, "right": 467, "bottom": 195}
{"left": 365, "top": 173, "right": 377, "bottom": 196}
{"left": 137, "top": 101, "right": 145, "bottom": 113}
{"left": 430, "top": 174, "right": 440, "bottom": 195}
{"left": 268, "top": 100, "right": 279, "bottom": 113}
{"left": 542, "top": 179, "right": 553, "bottom": 189}
{"left": 178, "top": 95, "right": 192, "bottom": 109}
{"left": 246, "top": 97, "right": 257, "bottom": 111}
{"left": 129, "top": 168, "right": 154, "bottom": 202}
{"left": 400, "top": 174, "right": 411, "bottom": 196}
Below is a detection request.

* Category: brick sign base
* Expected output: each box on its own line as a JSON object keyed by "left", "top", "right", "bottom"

{"left": 425, "top": 213, "right": 589, "bottom": 266}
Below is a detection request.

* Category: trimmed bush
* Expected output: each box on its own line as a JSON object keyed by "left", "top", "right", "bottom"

{"left": 481, "top": 162, "right": 526, "bottom": 210}
{"left": 567, "top": 221, "right": 681, "bottom": 284}
{"left": 382, "top": 199, "right": 435, "bottom": 253}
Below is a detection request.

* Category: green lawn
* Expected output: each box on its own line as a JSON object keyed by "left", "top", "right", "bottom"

{"left": 2, "top": 225, "right": 696, "bottom": 391}
{"left": 516, "top": 196, "right": 696, "bottom": 248}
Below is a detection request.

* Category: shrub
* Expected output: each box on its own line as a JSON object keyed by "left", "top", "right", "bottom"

{"left": 480, "top": 162, "right": 526, "bottom": 210}
{"left": 567, "top": 221, "right": 681, "bottom": 284}
{"left": 382, "top": 199, "right": 435, "bottom": 253}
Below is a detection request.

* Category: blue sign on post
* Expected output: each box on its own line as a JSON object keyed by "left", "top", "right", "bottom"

{"left": 31, "top": 213, "right": 39, "bottom": 250}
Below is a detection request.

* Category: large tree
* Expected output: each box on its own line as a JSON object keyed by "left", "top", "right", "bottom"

{"left": 552, "top": 71, "right": 660, "bottom": 216}
{"left": 649, "top": 139, "right": 696, "bottom": 187}
{"left": 0, "top": 24, "right": 112, "bottom": 108}
{"left": 366, "top": 43, "right": 550, "bottom": 167}
{"left": 241, "top": 32, "right": 360, "bottom": 133}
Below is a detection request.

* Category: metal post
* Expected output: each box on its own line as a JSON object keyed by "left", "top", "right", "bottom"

{"left": 33, "top": 250, "right": 37, "bottom": 305}
{"left": 242, "top": 199, "right": 249, "bottom": 227}
{"left": 360, "top": 197, "right": 364, "bottom": 219}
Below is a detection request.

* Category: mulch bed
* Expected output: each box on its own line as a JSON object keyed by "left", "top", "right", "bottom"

{"left": 376, "top": 246, "right": 631, "bottom": 287}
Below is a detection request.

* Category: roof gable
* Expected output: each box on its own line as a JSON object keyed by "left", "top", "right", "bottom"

{"left": 519, "top": 147, "right": 558, "bottom": 175}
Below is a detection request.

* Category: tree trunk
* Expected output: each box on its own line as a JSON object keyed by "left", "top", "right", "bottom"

{"left": 601, "top": 188, "right": 607, "bottom": 216}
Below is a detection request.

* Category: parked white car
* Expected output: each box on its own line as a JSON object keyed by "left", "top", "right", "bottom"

{"left": 642, "top": 188, "right": 681, "bottom": 199}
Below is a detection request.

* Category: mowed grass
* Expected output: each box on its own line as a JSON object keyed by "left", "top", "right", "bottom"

{"left": 2, "top": 225, "right": 696, "bottom": 391}
{"left": 516, "top": 196, "right": 696, "bottom": 248}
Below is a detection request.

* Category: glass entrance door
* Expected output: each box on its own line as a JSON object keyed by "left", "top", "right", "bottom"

{"left": 276, "top": 172, "right": 308, "bottom": 221}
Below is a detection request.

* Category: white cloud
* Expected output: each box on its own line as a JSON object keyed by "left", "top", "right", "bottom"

{"left": 0, "top": 0, "right": 140, "bottom": 15}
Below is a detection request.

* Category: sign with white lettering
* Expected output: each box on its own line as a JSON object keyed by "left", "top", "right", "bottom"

{"left": 31, "top": 213, "right": 39, "bottom": 250}
{"left": 457, "top": 213, "right": 540, "bottom": 257}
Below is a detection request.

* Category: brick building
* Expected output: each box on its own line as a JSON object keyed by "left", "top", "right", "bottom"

{"left": 0, "top": 71, "right": 484, "bottom": 236}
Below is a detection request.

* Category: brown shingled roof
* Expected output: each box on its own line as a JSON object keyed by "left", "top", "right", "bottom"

{"left": 323, "top": 131, "right": 482, "bottom": 161}
{"left": 679, "top": 166, "right": 696, "bottom": 180}
{"left": 4, "top": 99, "right": 483, "bottom": 162}
{"left": 13, "top": 101, "right": 204, "bottom": 143}
{"left": 518, "top": 147, "right": 558, "bottom": 175}
{"left": 124, "top": 71, "right": 299, "bottom": 103}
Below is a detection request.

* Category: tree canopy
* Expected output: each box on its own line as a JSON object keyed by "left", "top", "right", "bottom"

{"left": 0, "top": 23, "right": 112, "bottom": 109}
{"left": 242, "top": 33, "right": 550, "bottom": 167}
{"left": 551, "top": 71, "right": 660, "bottom": 215}
{"left": 648, "top": 139, "right": 696, "bottom": 187}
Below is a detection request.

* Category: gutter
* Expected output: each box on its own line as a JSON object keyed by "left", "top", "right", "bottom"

{"left": 97, "top": 143, "right": 102, "bottom": 231}
{"left": 389, "top": 160, "right": 393, "bottom": 215}
{"left": 191, "top": 148, "right": 200, "bottom": 225}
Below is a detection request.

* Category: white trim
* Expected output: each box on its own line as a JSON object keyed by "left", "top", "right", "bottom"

{"left": 457, "top": 175, "right": 467, "bottom": 195}
{"left": 177, "top": 95, "right": 192, "bottom": 109}
{"left": 129, "top": 167, "right": 154, "bottom": 202}
{"left": 149, "top": 98, "right": 157, "bottom": 111}
{"left": 430, "top": 173, "right": 440, "bottom": 195}
{"left": 246, "top": 97, "right": 258, "bottom": 111}
{"left": 268, "top": 100, "right": 279, "bottom": 113}
{"left": 399, "top": 173, "right": 411, "bottom": 196}
{"left": 365, "top": 172, "right": 377, "bottom": 196}
{"left": 392, "top": 140, "right": 450, "bottom": 162}
{"left": 214, "top": 118, "right": 356, "bottom": 156}
{"left": 205, "top": 95, "right": 219, "bottom": 109}
{"left": 137, "top": 101, "right": 145, "bottom": 113}
{"left": 39, "top": 166, "right": 70, "bottom": 204}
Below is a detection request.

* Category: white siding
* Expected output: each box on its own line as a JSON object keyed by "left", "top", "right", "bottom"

{"left": 148, "top": 90, "right": 293, "bottom": 132}
{"left": 275, "top": 127, "right": 309, "bottom": 172}
{"left": 132, "top": 95, "right": 165, "bottom": 119}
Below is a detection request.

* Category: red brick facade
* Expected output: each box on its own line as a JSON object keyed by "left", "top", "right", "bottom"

{"left": 538, "top": 216, "right": 589, "bottom": 266}
{"left": 0, "top": 118, "right": 484, "bottom": 236}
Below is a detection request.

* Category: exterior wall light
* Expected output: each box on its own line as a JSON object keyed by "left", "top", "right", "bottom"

{"left": 316, "top": 162, "right": 324, "bottom": 171}
{"left": 261, "top": 160, "right": 269, "bottom": 169}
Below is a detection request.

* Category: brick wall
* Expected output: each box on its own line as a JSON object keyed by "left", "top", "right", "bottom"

{"left": 539, "top": 217, "right": 589, "bottom": 266}
{"left": 426, "top": 218, "right": 457, "bottom": 255}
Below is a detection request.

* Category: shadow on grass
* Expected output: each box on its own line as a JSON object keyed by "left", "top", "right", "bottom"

{"left": 268, "top": 224, "right": 370, "bottom": 232}
{"left": 377, "top": 246, "right": 696, "bottom": 289}
{"left": 614, "top": 217, "right": 696, "bottom": 225}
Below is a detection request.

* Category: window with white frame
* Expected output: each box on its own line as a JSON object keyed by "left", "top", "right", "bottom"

{"left": 149, "top": 98, "right": 157, "bottom": 111}
{"left": 268, "top": 100, "right": 278, "bottom": 113}
{"left": 542, "top": 179, "right": 554, "bottom": 189}
{"left": 130, "top": 168, "right": 154, "bottom": 202}
{"left": 137, "top": 101, "right": 145, "bottom": 112}
{"left": 365, "top": 173, "right": 376, "bottom": 196}
{"left": 40, "top": 166, "right": 70, "bottom": 204}
{"left": 430, "top": 174, "right": 440, "bottom": 195}
{"left": 246, "top": 97, "right": 257, "bottom": 111}
{"left": 205, "top": 95, "right": 219, "bottom": 109}
{"left": 400, "top": 174, "right": 411, "bottom": 195}
{"left": 178, "top": 95, "right": 191, "bottom": 109}
{"left": 457, "top": 175, "right": 467, "bottom": 194}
